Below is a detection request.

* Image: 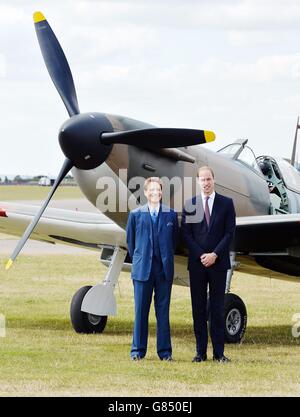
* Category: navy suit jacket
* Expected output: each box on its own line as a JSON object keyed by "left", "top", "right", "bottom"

{"left": 126, "top": 204, "right": 179, "bottom": 282}
{"left": 182, "top": 193, "right": 236, "bottom": 271}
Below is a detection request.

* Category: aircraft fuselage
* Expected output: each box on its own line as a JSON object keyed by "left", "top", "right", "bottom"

{"left": 72, "top": 113, "right": 272, "bottom": 230}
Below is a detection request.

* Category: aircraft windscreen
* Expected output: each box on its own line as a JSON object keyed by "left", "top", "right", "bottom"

{"left": 277, "top": 159, "right": 300, "bottom": 192}
{"left": 217, "top": 143, "right": 242, "bottom": 157}
{"left": 218, "top": 143, "right": 262, "bottom": 174}
{"left": 237, "top": 146, "right": 262, "bottom": 174}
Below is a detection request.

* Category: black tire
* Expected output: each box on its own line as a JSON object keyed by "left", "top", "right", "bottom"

{"left": 70, "top": 285, "right": 108, "bottom": 334}
{"left": 224, "top": 293, "right": 247, "bottom": 344}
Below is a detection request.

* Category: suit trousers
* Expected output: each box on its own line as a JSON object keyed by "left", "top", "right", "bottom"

{"left": 131, "top": 262, "right": 172, "bottom": 359}
{"left": 189, "top": 267, "right": 227, "bottom": 358}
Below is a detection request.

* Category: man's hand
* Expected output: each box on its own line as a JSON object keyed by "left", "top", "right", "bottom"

{"left": 200, "top": 252, "right": 218, "bottom": 267}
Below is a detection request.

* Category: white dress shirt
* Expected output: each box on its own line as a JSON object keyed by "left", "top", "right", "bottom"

{"left": 148, "top": 204, "right": 160, "bottom": 216}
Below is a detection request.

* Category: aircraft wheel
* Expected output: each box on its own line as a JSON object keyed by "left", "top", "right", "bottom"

{"left": 224, "top": 293, "right": 247, "bottom": 344}
{"left": 70, "top": 285, "right": 108, "bottom": 334}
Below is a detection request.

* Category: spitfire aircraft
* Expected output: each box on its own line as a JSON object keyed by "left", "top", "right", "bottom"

{"left": 1, "top": 12, "right": 300, "bottom": 344}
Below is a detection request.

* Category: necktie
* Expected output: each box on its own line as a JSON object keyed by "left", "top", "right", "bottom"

{"left": 204, "top": 196, "right": 210, "bottom": 226}
{"left": 151, "top": 210, "right": 157, "bottom": 223}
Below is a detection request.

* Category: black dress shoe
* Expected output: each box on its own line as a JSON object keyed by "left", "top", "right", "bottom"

{"left": 192, "top": 354, "right": 207, "bottom": 362}
{"left": 213, "top": 355, "right": 231, "bottom": 363}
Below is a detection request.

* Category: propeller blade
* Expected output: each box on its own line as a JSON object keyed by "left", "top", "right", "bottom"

{"left": 5, "top": 159, "right": 73, "bottom": 270}
{"left": 33, "top": 11, "right": 80, "bottom": 117}
{"left": 101, "top": 128, "right": 215, "bottom": 148}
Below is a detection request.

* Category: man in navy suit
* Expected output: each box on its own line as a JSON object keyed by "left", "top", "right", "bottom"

{"left": 182, "top": 166, "right": 236, "bottom": 363}
{"left": 126, "top": 177, "right": 179, "bottom": 361}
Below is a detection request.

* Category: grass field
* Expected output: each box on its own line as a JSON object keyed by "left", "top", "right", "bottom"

{"left": 0, "top": 185, "right": 299, "bottom": 396}
{"left": 0, "top": 185, "right": 83, "bottom": 201}
{"left": 0, "top": 254, "right": 299, "bottom": 397}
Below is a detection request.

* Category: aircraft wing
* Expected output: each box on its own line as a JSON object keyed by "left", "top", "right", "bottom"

{"left": 2, "top": 203, "right": 300, "bottom": 255}
{"left": 235, "top": 213, "right": 300, "bottom": 253}
{"left": 0, "top": 202, "right": 126, "bottom": 251}
{"left": 1, "top": 202, "right": 299, "bottom": 279}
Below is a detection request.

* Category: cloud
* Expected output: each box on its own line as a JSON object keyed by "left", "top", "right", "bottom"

{"left": 188, "top": 0, "right": 300, "bottom": 31}
{"left": 199, "top": 54, "right": 300, "bottom": 83}
{"left": 67, "top": 0, "right": 300, "bottom": 31}
{"left": 69, "top": 24, "right": 158, "bottom": 63}
{"left": 0, "top": 4, "right": 25, "bottom": 24}
{"left": 1, "top": 0, "right": 300, "bottom": 175}
{"left": 0, "top": 54, "right": 7, "bottom": 77}
{"left": 228, "top": 30, "right": 279, "bottom": 47}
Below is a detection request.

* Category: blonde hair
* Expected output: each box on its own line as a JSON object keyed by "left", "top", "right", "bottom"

{"left": 143, "top": 177, "right": 163, "bottom": 191}
{"left": 198, "top": 165, "right": 215, "bottom": 178}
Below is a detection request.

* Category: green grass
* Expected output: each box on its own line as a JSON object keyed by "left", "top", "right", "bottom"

{"left": 0, "top": 254, "right": 299, "bottom": 396}
{"left": 0, "top": 185, "right": 83, "bottom": 201}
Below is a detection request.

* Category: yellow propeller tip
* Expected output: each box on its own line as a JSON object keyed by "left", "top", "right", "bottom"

{"left": 33, "top": 11, "right": 46, "bottom": 23}
{"left": 5, "top": 259, "right": 13, "bottom": 271}
{"left": 204, "top": 131, "right": 215, "bottom": 143}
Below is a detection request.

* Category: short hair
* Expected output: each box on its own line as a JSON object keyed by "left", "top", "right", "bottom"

{"left": 144, "top": 177, "right": 163, "bottom": 191}
{"left": 197, "top": 165, "right": 215, "bottom": 179}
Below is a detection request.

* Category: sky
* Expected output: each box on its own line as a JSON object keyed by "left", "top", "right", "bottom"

{"left": 1, "top": 0, "right": 300, "bottom": 177}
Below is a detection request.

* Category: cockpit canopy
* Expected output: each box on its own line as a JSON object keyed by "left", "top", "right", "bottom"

{"left": 271, "top": 157, "right": 300, "bottom": 193}
{"left": 218, "top": 140, "right": 300, "bottom": 193}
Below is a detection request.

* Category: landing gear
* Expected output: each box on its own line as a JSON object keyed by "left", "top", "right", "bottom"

{"left": 224, "top": 293, "right": 247, "bottom": 343}
{"left": 70, "top": 247, "right": 127, "bottom": 334}
{"left": 224, "top": 252, "right": 247, "bottom": 344}
{"left": 70, "top": 285, "right": 107, "bottom": 333}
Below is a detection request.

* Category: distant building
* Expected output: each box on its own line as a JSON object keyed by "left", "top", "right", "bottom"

{"left": 38, "top": 176, "right": 55, "bottom": 186}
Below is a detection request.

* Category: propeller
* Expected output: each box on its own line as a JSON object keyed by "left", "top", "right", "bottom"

{"left": 5, "top": 12, "right": 79, "bottom": 270}
{"left": 5, "top": 11, "right": 215, "bottom": 269}
{"left": 101, "top": 128, "right": 215, "bottom": 148}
